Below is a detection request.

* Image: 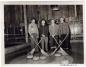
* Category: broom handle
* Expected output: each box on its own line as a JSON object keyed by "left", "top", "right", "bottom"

{"left": 53, "top": 33, "right": 69, "bottom": 54}
{"left": 31, "top": 36, "right": 43, "bottom": 50}
{"left": 53, "top": 36, "right": 59, "bottom": 45}
{"left": 34, "top": 38, "right": 42, "bottom": 49}
{"left": 33, "top": 37, "right": 49, "bottom": 56}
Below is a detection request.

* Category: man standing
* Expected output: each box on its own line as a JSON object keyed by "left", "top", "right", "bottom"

{"left": 49, "top": 19, "right": 59, "bottom": 50}
{"left": 59, "top": 17, "right": 71, "bottom": 52}
{"left": 28, "top": 19, "right": 39, "bottom": 54}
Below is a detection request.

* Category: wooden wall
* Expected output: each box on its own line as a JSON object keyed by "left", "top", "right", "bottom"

{"left": 4, "top": 5, "right": 83, "bottom": 25}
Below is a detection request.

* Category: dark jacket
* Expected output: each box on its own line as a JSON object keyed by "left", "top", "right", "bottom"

{"left": 39, "top": 25, "right": 49, "bottom": 37}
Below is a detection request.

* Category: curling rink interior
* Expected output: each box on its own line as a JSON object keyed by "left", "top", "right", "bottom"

{"left": 8, "top": 48, "right": 73, "bottom": 64}
{"left": 4, "top": 5, "right": 83, "bottom": 64}
{"left": 5, "top": 41, "right": 83, "bottom": 64}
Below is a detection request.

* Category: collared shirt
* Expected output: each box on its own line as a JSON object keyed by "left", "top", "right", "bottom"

{"left": 58, "top": 22, "right": 70, "bottom": 35}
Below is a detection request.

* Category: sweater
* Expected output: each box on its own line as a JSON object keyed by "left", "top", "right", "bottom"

{"left": 28, "top": 23, "right": 39, "bottom": 36}
{"left": 49, "top": 23, "right": 59, "bottom": 36}
{"left": 39, "top": 25, "right": 49, "bottom": 37}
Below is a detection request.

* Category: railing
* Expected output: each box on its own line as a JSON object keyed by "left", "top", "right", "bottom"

{"left": 4, "top": 20, "right": 83, "bottom": 47}
{"left": 4, "top": 26, "right": 26, "bottom": 47}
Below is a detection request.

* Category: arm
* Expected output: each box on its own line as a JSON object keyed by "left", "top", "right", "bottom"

{"left": 58, "top": 24, "right": 61, "bottom": 37}
{"left": 28, "top": 24, "right": 32, "bottom": 37}
{"left": 38, "top": 27, "right": 41, "bottom": 37}
{"left": 49, "top": 25, "right": 52, "bottom": 36}
{"left": 66, "top": 23, "right": 70, "bottom": 35}
{"left": 36, "top": 25, "right": 39, "bottom": 38}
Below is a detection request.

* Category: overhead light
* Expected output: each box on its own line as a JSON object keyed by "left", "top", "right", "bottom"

{"left": 52, "top": 7, "right": 59, "bottom": 11}
{"left": 51, "top": 5, "right": 59, "bottom": 11}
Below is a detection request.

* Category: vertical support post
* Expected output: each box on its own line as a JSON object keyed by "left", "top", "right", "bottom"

{"left": 74, "top": 5, "right": 77, "bottom": 17}
{"left": 74, "top": 5, "right": 77, "bottom": 39}
{"left": 48, "top": 6, "right": 52, "bottom": 20}
{"left": 37, "top": 6, "right": 40, "bottom": 28}
{"left": 23, "top": 5, "right": 28, "bottom": 43}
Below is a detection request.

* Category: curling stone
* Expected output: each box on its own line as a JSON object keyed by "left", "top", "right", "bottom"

{"left": 61, "top": 59, "right": 69, "bottom": 64}
{"left": 27, "top": 54, "right": 33, "bottom": 58}
{"left": 33, "top": 56, "right": 40, "bottom": 61}
{"left": 33, "top": 53, "right": 40, "bottom": 61}
{"left": 40, "top": 54, "right": 47, "bottom": 60}
{"left": 54, "top": 52, "right": 62, "bottom": 56}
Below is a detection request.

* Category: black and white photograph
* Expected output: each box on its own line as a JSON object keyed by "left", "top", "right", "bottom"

{"left": 4, "top": 3, "right": 83, "bottom": 64}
